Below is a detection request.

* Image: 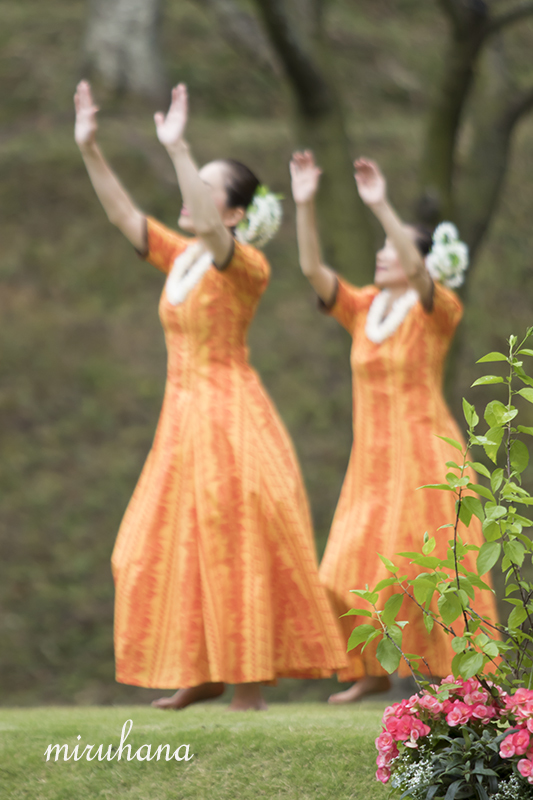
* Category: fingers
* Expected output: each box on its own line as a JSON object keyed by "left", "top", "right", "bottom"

{"left": 170, "top": 83, "right": 188, "bottom": 109}
{"left": 290, "top": 150, "right": 321, "bottom": 173}
{"left": 74, "top": 80, "right": 98, "bottom": 117}
{"left": 154, "top": 112, "right": 165, "bottom": 127}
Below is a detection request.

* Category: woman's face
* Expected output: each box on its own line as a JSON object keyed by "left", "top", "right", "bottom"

{"left": 374, "top": 230, "right": 418, "bottom": 290}
{"left": 178, "top": 161, "right": 245, "bottom": 233}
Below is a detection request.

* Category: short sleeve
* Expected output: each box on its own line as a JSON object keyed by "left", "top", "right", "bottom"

{"left": 220, "top": 239, "right": 270, "bottom": 295}
{"left": 319, "top": 276, "right": 375, "bottom": 335}
{"left": 141, "top": 216, "right": 192, "bottom": 275}
{"left": 425, "top": 282, "right": 463, "bottom": 335}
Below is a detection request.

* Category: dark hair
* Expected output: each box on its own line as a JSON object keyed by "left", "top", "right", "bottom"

{"left": 218, "top": 159, "right": 260, "bottom": 210}
{"left": 411, "top": 223, "right": 433, "bottom": 257}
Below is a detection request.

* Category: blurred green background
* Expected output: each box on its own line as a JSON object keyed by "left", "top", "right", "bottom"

{"left": 1, "top": 0, "right": 533, "bottom": 706}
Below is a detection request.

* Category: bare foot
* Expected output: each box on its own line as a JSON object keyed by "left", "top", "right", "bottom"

{"left": 328, "top": 676, "right": 391, "bottom": 704}
{"left": 228, "top": 682, "right": 268, "bottom": 712}
{"left": 151, "top": 682, "right": 225, "bottom": 710}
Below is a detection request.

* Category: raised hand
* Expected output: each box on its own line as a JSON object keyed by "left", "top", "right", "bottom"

{"left": 290, "top": 151, "right": 322, "bottom": 205}
{"left": 354, "top": 158, "right": 387, "bottom": 207}
{"left": 154, "top": 84, "right": 188, "bottom": 148}
{"left": 74, "top": 81, "right": 99, "bottom": 148}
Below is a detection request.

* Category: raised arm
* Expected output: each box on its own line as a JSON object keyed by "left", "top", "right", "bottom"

{"left": 154, "top": 85, "right": 232, "bottom": 267}
{"left": 74, "top": 81, "right": 145, "bottom": 252}
{"left": 354, "top": 158, "right": 433, "bottom": 306}
{"left": 290, "top": 151, "right": 337, "bottom": 305}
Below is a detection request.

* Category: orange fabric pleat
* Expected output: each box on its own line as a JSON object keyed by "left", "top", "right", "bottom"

{"left": 319, "top": 278, "right": 499, "bottom": 681}
{"left": 112, "top": 218, "right": 348, "bottom": 688}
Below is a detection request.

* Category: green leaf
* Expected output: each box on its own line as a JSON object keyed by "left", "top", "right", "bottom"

{"left": 471, "top": 376, "right": 504, "bottom": 386}
{"left": 477, "top": 542, "right": 501, "bottom": 575}
{"left": 424, "top": 613, "right": 434, "bottom": 634}
{"left": 374, "top": 577, "right": 399, "bottom": 592}
{"left": 508, "top": 605, "right": 528, "bottom": 628}
{"left": 347, "top": 624, "right": 377, "bottom": 651}
{"left": 484, "top": 400, "right": 507, "bottom": 428}
{"left": 413, "top": 577, "right": 436, "bottom": 605}
{"left": 491, "top": 468, "right": 504, "bottom": 494}
{"left": 462, "top": 398, "right": 479, "bottom": 428}
{"left": 387, "top": 624, "right": 403, "bottom": 646}
{"left": 459, "top": 651, "right": 485, "bottom": 680}
{"left": 482, "top": 521, "right": 501, "bottom": 541}
{"left": 377, "top": 553, "right": 398, "bottom": 573}
{"left": 510, "top": 440, "right": 529, "bottom": 474}
{"left": 483, "top": 427, "right": 505, "bottom": 464}
{"left": 469, "top": 483, "right": 495, "bottom": 502}
{"left": 518, "top": 425, "right": 533, "bottom": 436}
{"left": 485, "top": 504, "right": 507, "bottom": 520}
{"left": 458, "top": 501, "right": 472, "bottom": 527}
{"left": 452, "top": 636, "right": 467, "bottom": 654}
{"left": 382, "top": 594, "right": 404, "bottom": 626}
{"left": 418, "top": 483, "right": 454, "bottom": 492}
{"left": 462, "top": 495, "right": 484, "bottom": 522}
{"left": 422, "top": 537, "right": 436, "bottom": 555}
{"left": 341, "top": 608, "right": 373, "bottom": 617}
{"left": 518, "top": 349, "right": 533, "bottom": 357}
{"left": 376, "top": 637, "right": 401, "bottom": 673}
{"left": 436, "top": 435, "right": 463, "bottom": 452}
{"left": 468, "top": 461, "right": 491, "bottom": 479}
{"left": 476, "top": 352, "right": 508, "bottom": 362}
{"left": 504, "top": 539, "right": 525, "bottom": 567}
{"left": 518, "top": 388, "right": 533, "bottom": 404}
{"left": 438, "top": 592, "right": 463, "bottom": 625}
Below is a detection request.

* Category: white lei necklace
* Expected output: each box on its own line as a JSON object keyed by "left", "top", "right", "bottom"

{"left": 364, "top": 288, "right": 419, "bottom": 344}
{"left": 165, "top": 241, "right": 213, "bottom": 305}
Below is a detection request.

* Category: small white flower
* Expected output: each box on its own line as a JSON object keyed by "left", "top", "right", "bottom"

{"left": 433, "top": 221, "right": 459, "bottom": 246}
{"left": 426, "top": 223, "right": 469, "bottom": 289}
{"left": 236, "top": 188, "right": 282, "bottom": 248}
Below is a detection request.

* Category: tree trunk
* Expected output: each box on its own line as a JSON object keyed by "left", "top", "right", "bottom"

{"left": 253, "top": 0, "right": 376, "bottom": 282}
{"left": 84, "top": 0, "right": 166, "bottom": 102}
{"left": 418, "top": 1, "right": 489, "bottom": 224}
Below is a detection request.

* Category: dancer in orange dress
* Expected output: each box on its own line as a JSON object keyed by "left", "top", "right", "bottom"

{"left": 290, "top": 151, "right": 498, "bottom": 703}
{"left": 74, "top": 83, "right": 347, "bottom": 711}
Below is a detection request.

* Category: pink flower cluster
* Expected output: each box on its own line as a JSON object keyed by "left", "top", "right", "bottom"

{"left": 499, "top": 687, "right": 533, "bottom": 784}
{"left": 375, "top": 677, "right": 533, "bottom": 786}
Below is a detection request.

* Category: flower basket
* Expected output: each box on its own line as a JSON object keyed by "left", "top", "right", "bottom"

{"left": 376, "top": 676, "right": 533, "bottom": 800}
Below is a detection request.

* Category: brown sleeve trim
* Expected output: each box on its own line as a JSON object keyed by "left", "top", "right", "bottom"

{"left": 421, "top": 278, "right": 435, "bottom": 314}
{"left": 134, "top": 216, "right": 149, "bottom": 259}
{"left": 317, "top": 275, "right": 339, "bottom": 313}
{"left": 213, "top": 238, "right": 236, "bottom": 272}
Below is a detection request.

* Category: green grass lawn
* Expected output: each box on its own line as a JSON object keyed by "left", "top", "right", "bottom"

{"left": 0, "top": 703, "right": 390, "bottom": 799}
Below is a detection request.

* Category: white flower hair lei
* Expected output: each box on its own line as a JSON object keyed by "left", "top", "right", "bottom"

{"left": 235, "top": 185, "right": 282, "bottom": 248}
{"left": 426, "top": 222, "right": 469, "bottom": 289}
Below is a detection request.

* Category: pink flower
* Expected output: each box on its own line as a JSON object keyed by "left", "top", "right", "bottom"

{"left": 500, "top": 733, "right": 517, "bottom": 759}
{"left": 418, "top": 694, "right": 444, "bottom": 715}
{"left": 376, "top": 766, "right": 390, "bottom": 784}
{"left": 463, "top": 689, "right": 488, "bottom": 706}
{"left": 513, "top": 728, "right": 531, "bottom": 756}
{"left": 375, "top": 731, "right": 395, "bottom": 753}
{"left": 518, "top": 759, "right": 533, "bottom": 778}
{"left": 446, "top": 702, "right": 471, "bottom": 727}
{"left": 470, "top": 704, "right": 496, "bottom": 723}
{"left": 376, "top": 749, "right": 396, "bottom": 767}
{"left": 527, "top": 719, "right": 533, "bottom": 734}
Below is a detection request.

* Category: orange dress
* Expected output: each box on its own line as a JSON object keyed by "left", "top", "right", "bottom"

{"left": 319, "top": 278, "right": 498, "bottom": 680}
{"left": 111, "top": 218, "right": 348, "bottom": 688}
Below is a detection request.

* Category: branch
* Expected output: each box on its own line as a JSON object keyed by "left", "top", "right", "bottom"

{"left": 436, "top": 0, "right": 467, "bottom": 33}
{"left": 486, "top": 1, "right": 533, "bottom": 35}
{"left": 196, "top": 0, "right": 278, "bottom": 73}
{"left": 253, "top": 0, "right": 333, "bottom": 118}
{"left": 506, "top": 84, "right": 533, "bottom": 127}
